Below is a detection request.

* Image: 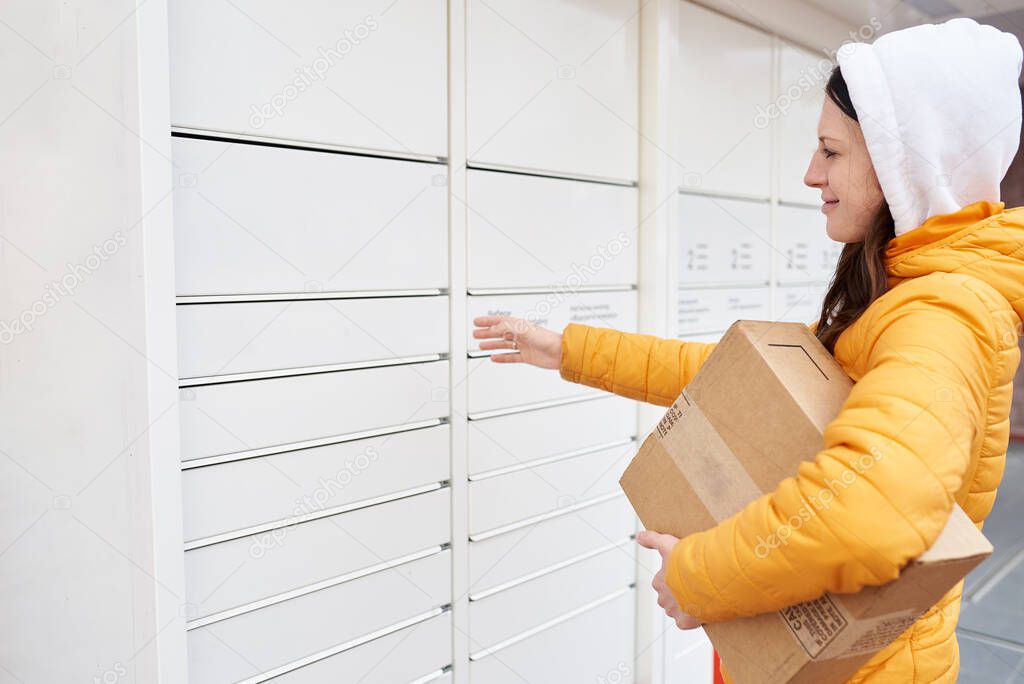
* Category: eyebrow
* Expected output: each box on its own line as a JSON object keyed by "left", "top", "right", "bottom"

{"left": 818, "top": 136, "right": 842, "bottom": 143}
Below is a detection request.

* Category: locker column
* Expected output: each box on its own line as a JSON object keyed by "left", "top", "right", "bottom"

{"left": 167, "top": 2, "right": 453, "bottom": 681}
{"left": 462, "top": 1, "right": 642, "bottom": 682}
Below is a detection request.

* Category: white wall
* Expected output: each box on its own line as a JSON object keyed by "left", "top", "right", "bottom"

{"left": 0, "top": 1, "right": 185, "bottom": 682}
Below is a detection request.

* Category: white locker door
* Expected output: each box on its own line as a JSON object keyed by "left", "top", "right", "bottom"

{"left": 678, "top": 194, "right": 772, "bottom": 287}
{"left": 467, "top": 169, "right": 638, "bottom": 290}
{"left": 168, "top": 0, "right": 447, "bottom": 157}
{"left": 172, "top": 137, "right": 447, "bottom": 296}
{"left": 676, "top": 1, "right": 773, "bottom": 198}
{"left": 467, "top": 0, "right": 639, "bottom": 181}
{"left": 776, "top": 204, "right": 842, "bottom": 285}
{"left": 778, "top": 41, "right": 829, "bottom": 205}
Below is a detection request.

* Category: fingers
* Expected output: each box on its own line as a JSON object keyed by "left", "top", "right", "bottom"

{"left": 636, "top": 530, "right": 677, "bottom": 555}
{"left": 489, "top": 352, "right": 523, "bottom": 363}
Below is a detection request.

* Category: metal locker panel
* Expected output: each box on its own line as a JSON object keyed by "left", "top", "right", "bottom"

{"left": 179, "top": 360, "right": 449, "bottom": 461}
{"left": 182, "top": 424, "right": 450, "bottom": 542}
{"left": 469, "top": 589, "right": 635, "bottom": 683}
{"left": 467, "top": 289, "right": 637, "bottom": 353}
{"left": 678, "top": 194, "right": 772, "bottom": 286}
{"left": 468, "top": 442, "right": 636, "bottom": 537}
{"left": 775, "top": 283, "right": 827, "bottom": 326}
{"left": 185, "top": 488, "right": 450, "bottom": 619}
{"left": 269, "top": 611, "right": 451, "bottom": 684}
{"left": 468, "top": 546, "right": 634, "bottom": 654}
{"left": 466, "top": 170, "right": 637, "bottom": 290}
{"left": 172, "top": 137, "right": 447, "bottom": 296}
{"left": 177, "top": 296, "right": 449, "bottom": 380}
{"left": 677, "top": 287, "right": 770, "bottom": 335}
{"left": 776, "top": 204, "right": 842, "bottom": 284}
{"left": 187, "top": 549, "right": 451, "bottom": 683}
{"left": 676, "top": 1, "right": 773, "bottom": 197}
{"left": 168, "top": 0, "right": 447, "bottom": 157}
{"left": 468, "top": 495, "right": 635, "bottom": 596}
{"left": 467, "top": 0, "right": 639, "bottom": 181}
{"left": 466, "top": 357, "right": 601, "bottom": 416}
{"left": 467, "top": 396, "right": 635, "bottom": 476}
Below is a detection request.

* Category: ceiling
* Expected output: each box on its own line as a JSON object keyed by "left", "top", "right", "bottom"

{"left": 804, "top": 0, "right": 1024, "bottom": 39}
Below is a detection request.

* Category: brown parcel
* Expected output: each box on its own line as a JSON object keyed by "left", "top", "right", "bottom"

{"left": 620, "top": 320, "right": 993, "bottom": 684}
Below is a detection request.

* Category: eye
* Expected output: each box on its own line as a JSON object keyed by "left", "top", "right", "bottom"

{"left": 822, "top": 147, "right": 837, "bottom": 159}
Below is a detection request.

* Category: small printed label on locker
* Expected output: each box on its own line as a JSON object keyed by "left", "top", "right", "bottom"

{"left": 679, "top": 195, "right": 771, "bottom": 286}
{"left": 678, "top": 287, "right": 770, "bottom": 336}
{"left": 468, "top": 291, "right": 636, "bottom": 351}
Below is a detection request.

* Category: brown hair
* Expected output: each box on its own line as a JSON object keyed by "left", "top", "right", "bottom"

{"left": 813, "top": 66, "right": 895, "bottom": 354}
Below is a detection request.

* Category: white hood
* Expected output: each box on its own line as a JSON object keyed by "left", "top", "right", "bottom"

{"left": 837, "top": 18, "right": 1023, "bottom": 235}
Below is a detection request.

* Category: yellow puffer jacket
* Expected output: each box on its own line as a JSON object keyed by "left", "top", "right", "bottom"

{"left": 559, "top": 200, "right": 1024, "bottom": 682}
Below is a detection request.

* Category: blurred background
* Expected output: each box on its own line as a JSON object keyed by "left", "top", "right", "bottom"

{"left": 0, "top": 1, "right": 1022, "bottom": 682}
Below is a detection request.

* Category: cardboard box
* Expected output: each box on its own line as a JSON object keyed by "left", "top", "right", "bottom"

{"left": 620, "top": 320, "right": 993, "bottom": 684}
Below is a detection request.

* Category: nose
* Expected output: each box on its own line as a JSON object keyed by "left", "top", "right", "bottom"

{"left": 804, "top": 150, "right": 827, "bottom": 190}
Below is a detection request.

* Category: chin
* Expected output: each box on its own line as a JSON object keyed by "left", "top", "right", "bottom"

{"left": 825, "top": 218, "right": 858, "bottom": 244}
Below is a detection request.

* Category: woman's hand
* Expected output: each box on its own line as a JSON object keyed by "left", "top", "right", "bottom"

{"left": 471, "top": 315, "right": 562, "bottom": 369}
{"left": 637, "top": 530, "right": 703, "bottom": 630}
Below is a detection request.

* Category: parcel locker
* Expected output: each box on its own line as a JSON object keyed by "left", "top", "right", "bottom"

{"left": 177, "top": 296, "right": 448, "bottom": 380}
{"left": 187, "top": 550, "right": 451, "bottom": 683}
{"left": 467, "top": 0, "right": 639, "bottom": 181}
{"left": 168, "top": 0, "right": 447, "bottom": 157}
{"left": 676, "top": 1, "right": 773, "bottom": 197}
{"left": 469, "top": 588, "right": 635, "bottom": 683}
{"left": 776, "top": 204, "right": 842, "bottom": 284}
{"left": 677, "top": 287, "right": 770, "bottom": 335}
{"left": 466, "top": 170, "right": 638, "bottom": 290}
{"left": 172, "top": 137, "right": 447, "bottom": 296}
{"left": 678, "top": 194, "right": 772, "bottom": 286}
{"left": 778, "top": 42, "right": 829, "bottom": 205}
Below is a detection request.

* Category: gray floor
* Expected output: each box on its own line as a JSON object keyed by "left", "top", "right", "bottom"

{"left": 957, "top": 444, "right": 1024, "bottom": 682}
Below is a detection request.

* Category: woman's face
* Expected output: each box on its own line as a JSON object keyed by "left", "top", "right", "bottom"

{"left": 803, "top": 96, "right": 885, "bottom": 243}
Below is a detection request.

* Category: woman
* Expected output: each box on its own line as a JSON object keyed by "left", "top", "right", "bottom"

{"left": 473, "top": 18, "right": 1024, "bottom": 683}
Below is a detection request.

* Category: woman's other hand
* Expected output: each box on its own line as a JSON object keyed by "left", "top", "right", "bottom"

{"left": 471, "top": 315, "right": 561, "bottom": 369}
{"left": 637, "top": 530, "right": 703, "bottom": 630}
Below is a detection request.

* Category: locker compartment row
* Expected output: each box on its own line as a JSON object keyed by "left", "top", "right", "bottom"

{"left": 469, "top": 494, "right": 635, "bottom": 597}
{"left": 469, "top": 544, "right": 634, "bottom": 650}
{"left": 466, "top": 170, "right": 637, "bottom": 290}
{"left": 180, "top": 360, "right": 449, "bottom": 461}
{"left": 177, "top": 296, "right": 448, "bottom": 380}
{"left": 675, "top": 1, "right": 826, "bottom": 204}
{"left": 468, "top": 441, "right": 636, "bottom": 538}
{"left": 188, "top": 549, "right": 451, "bottom": 683}
{"left": 169, "top": 0, "right": 639, "bottom": 179}
{"left": 678, "top": 287, "right": 770, "bottom": 335}
{"left": 467, "top": 290, "right": 637, "bottom": 353}
{"left": 271, "top": 613, "right": 451, "bottom": 684}
{"left": 678, "top": 196, "right": 838, "bottom": 287}
{"left": 186, "top": 487, "right": 450, "bottom": 619}
{"left": 169, "top": 0, "right": 448, "bottom": 158}
{"left": 469, "top": 588, "right": 635, "bottom": 683}
{"left": 172, "top": 136, "right": 448, "bottom": 296}
{"left": 663, "top": 620, "right": 714, "bottom": 684}
{"left": 183, "top": 423, "right": 449, "bottom": 542}
{"left": 467, "top": 395, "right": 635, "bottom": 476}
{"left": 678, "top": 284, "right": 827, "bottom": 336}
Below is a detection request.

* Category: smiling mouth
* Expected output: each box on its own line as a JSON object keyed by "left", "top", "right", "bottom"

{"left": 821, "top": 199, "right": 839, "bottom": 214}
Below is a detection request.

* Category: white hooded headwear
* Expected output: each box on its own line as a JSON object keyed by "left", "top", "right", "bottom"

{"left": 836, "top": 17, "right": 1024, "bottom": 235}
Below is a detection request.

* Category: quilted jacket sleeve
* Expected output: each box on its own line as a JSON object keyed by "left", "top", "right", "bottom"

{"left": 559, "top": 322, "right": 717, "bottom": 407}
{"left": 664, "top": 279, "right": 1010, "bottom": 622}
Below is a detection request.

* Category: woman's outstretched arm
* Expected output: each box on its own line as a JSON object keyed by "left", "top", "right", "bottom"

{"left": 558, "top": 322, "right": 716, "bottom": 407}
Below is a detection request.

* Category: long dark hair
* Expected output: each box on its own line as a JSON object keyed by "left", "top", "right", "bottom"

{"left": 814, "top": 66, "right": 895, "bottom": 353}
